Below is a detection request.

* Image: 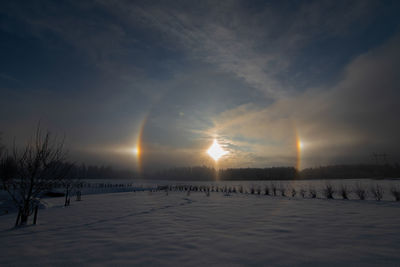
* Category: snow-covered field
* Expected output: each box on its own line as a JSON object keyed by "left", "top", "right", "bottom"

{"left": 1, "top": 187, "right": 400, "bottom": 266}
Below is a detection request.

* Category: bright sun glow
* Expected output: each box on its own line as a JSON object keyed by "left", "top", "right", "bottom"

{"left": 207, "top": 139, "right": 228, "bottom": 161}
{"left": 132, "top": 147, "right": 140, "bottom": 156}
{"left": 299, "top": 141, "right": 304, "bottom": 149}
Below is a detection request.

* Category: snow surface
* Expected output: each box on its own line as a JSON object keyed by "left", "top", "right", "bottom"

{"left": 1, "top": 188, "right": 400, "bottom": 266}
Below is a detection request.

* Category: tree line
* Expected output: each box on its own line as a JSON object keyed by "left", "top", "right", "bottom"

{"left": 151, "top": 163, "right": 400, "bottom": 181}
{"left": 69, "top": 164, "right": 137, "bottom": 180}
{"left": 151, "top": 166, "right": 298, "bottom": 181}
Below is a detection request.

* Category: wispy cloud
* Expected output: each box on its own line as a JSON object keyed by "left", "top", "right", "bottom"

{"left": 207, "top": 33, "right": 400, "bottom": 167}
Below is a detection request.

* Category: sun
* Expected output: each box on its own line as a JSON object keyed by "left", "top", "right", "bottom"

{"left": 207, "top": 139, "right": 228, "bottom": 161}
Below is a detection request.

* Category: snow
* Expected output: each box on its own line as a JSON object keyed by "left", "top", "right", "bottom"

{"left": 1, "top": 183, "right": 400, "bottom": 266}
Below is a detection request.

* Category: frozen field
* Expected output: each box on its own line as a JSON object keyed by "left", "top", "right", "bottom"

{"left": 1, "top": 188, "right": 400, "bottom": 266}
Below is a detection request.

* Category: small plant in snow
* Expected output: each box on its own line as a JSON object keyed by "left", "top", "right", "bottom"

{"left": 370, "top": 184, "right": 384, "bottom": 201}
{"left": 271, "top": 183, "right": 277, "bottom": 196}
{"left": 299, "top": 188, "right": 306, "bottom": 198}
{"left": 250, "top": 187, "right": 255, "bottom": 194}
{"left": 278, "top": 186, "right": 286, "bottom": 197}
{"left": 354, "top": 183, "right": 367, "bottom": 200}
{"left": 256, "top": 187, "right": 261, "bottom": 195}
{"left": 264, "top": 185, "right": 270, "bottom": 195}
{"left": 323, "top": 184, "right": 335, "bottom": 199}
{"left": 309, "top": 187, "right": 317, "bottom": 198}
{"left": 239, "top": 185, "right": 243, "bottom": 194}
{"left": 291, "top": 188, "right": 296, "bottom": 197}
{"left": 390, "top": 186, "right": 400, "bottom": 201}
{"left": 339, "top": 184, "right": 349, "bottom": 200}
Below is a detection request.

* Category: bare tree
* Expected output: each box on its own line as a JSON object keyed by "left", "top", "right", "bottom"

{"left": 0, "top": 127, "right": 71, "bottom": 226}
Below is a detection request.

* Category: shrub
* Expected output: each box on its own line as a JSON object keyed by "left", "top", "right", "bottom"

{"left": 291, "top": 188, "right": 296, "bottom": 197}
{"left": 277, "top": 184, "right": 286, "bottom": 197}
{"left": 264, "top": 185, "right": 270, "bottom": 195}
{"left": 370, "top": 184, "right": 384, "bottom": 201}
{"left": 354, "top": 183, "right": 367, "bottom": 200}
{"left": 278, "top": 185, "right": 286, "bottom": 197}
{"left": 309, "top": 187, "right": 317, "bottom": 198}
{"left": 271, "top": 183, "right": 277, "bottom": 196}
{"left": 323, "top": 184, "right": 335, "bottom": 199}
{"left": 390, "top": 186, "right": 400, "bottom": 201}
{"left": 339, "top": 184, "right": 349, "bottom": 200}
{"left": 299, "top": 188, "right": 306, "bottom": 198}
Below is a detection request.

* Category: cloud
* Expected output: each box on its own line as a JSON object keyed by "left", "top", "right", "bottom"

{"left": 94, "top": 0, "right": 378, "bottom": 99}
{"left": 207, "top": 33, "right": 400, "bottom": 167}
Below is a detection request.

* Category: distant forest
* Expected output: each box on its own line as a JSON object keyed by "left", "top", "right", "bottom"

{"left": 72, "top": 163, "right": 400, "bottom": 181}
{"left": 152, "top": 164, "right": 400, "bottom": 181}
{"left": 69, "top": 164, "right": 136, "bottom": 180}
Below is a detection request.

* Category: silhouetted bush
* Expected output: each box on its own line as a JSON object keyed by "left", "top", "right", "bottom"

{"left": 264, "top": 185, "right": 270, "bottom": 195}
{"left": 323, "top": 184, "right": 335, "bottom": 199}
{"left": 339, "top": 184, "right": 349, "bottom": 200}
{"left": 256, "top": 187, "right": 261, "bottom": 195}
{"left": 299, "top": 188, "right": 306, "bottom": 198}
{"left": 278, "top": 185, "right": 286, "bottom": 197}
{"left": 390, "top": 186, "right": 400, "bottom": 201}
{"left": 370, "top": 184, "right": 384, "bottom": 201}
{"left": 271, "top": 183, "right": 277, "bottom": 196}
{"left": 354, "top": 183, "right": 367, "bottom": 200}
{"left": 309, "top": 187, "right": 317, "bottom": 198}
{"left": 291, "top": 188, "right": 296, "bottom": 197}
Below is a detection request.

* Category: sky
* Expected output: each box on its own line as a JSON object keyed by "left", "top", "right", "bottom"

{"left": 1, "top": 0, "right": 400, "bottom": 172}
